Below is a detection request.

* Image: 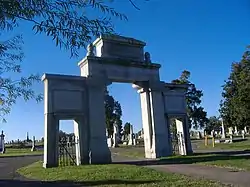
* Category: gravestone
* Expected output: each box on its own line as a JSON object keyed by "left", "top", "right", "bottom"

{"left": 128, "top": 125, "right": 134, "bottom": 145}
{"left": 194, "top": 132, "right": 201, "bottom": 139}
{"left": 31, "top": 136, "right": 37, "bottom": 152}
{"left": 107, "top": 138, "right": 112, "bottom": 148}
{"left": 244, "top": 126, "right": 249, "bottom": 134}
{"left": 112, "top": 124, "right": 118, "bottom": 148}
{"left": 221, "top": 120, "right": 226, "bottom": 139}
{"left": 228, "top": 127, "right": 234, "bottom": 143}
{"left": 234, "top": 126, "right": 238, "bottom": 136}
{"left": 242, "top": 130, "right": 245, "bottom": 139}
{"left": 0, "top": 131, "right": 5, "bottom": 154}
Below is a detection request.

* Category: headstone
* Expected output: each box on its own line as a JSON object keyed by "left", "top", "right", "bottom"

{"left": 234, "top": 126, "right": 238, "bottom": 135}
{"left": 211, "top": 130, "right": 215, "bottom": 137}
{"left": 221, "top": 120, "right": 226, "bottom": 139}
{"left": 228, "top": 127, "right": 233, "bottom": 135}
{"left": 121, "top": 134, "right": 125, "bottom": 141}
{"left": 106, "top": 129, "right": 108, "bottom": 138}
{"left": 200, "top": 132, "right": 205, "bottom": 138}
{"left": 0, "top": 131, "right": 5, "bottom": 154}
{"left": 112, "top": 124, "right": 118, "bottom": 148}
{"left": 31, "top": 136, "right": 36, "bottom": 152}
{"left": 195, "top": 132, "right": 201, "bottom": 139}
{"left": 242, "top": 130, "right": 245, "bottom": 139}
{"left": 128, "top": 125, "right": 134, "bottom": 145}
{"left": 215, "top": 139, "right": 221, "bottom": 144}
{"left": 244, "top": 126, "right": 248, "bottom": 134}
{"left": 107, "top": 138, "right": 112, "bottom": 148}
{"left": 228, "top": 127, "right": 234, "bottom": 143}
{"left": 133, "top": 134, "right": 136, "bottom": 145}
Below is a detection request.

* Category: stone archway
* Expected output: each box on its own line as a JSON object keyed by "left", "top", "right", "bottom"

{"left": 42, "top": 34, "right": 192, "bottom": 168}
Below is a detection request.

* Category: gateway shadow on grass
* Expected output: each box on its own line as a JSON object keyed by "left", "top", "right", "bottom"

{"left": 0, "top": 179, "right": 160, "bottom": 187}
{"left": 114, "top": 150, "right": 250, "bottom": 166}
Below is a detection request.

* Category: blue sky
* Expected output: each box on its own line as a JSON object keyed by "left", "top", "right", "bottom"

{"left": 1, "top": 0, "right": 250, "bottom": 141}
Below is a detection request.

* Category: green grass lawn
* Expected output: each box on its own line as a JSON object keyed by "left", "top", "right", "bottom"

{"left": 200, "top": 157, "right": 250, "bottom": 171}
{"left": 113, "top": 140, "right": 250, "bottom": 172}
{"left": 112, "top": 146, "right": 145, "bottom": 159}
{"left": 195, "top": 138, "right": 250, "bottom": 150}
{"left": 0, "top": 148, "right": 43, "bottom": 157}
{"left": 17, "top": 161, "right": 229, "bottom": 187}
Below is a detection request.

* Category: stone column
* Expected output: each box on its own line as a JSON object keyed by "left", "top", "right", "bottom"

{"left": 175, "top": 119, "right": 186, "bottom": 155}
{"left": 221, "top": 119, "right": 226, "bottom": 139}
{"left": 175, "top": 117, "right": 192, "bottom": 155}
{"left": 74, "top": 117, "right": 89, "bottom": 165}
{"left": 183, "top": 116, "right": 192, "bottom": 154}
{"left": 43, "top": 114, "right": 59, "bottom": 168}
{"left": 134, "top": 83, "right": 172, "bottom": 159}
{"left": 87, "top": 78, "right": 111, "bottom": 164}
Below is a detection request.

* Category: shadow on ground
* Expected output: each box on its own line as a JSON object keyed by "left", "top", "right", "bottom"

{"left": 114, "top": 150, "right": 250, "bottom": 166}
{"left": 194, "top": 149, "right": 250, "bottom": 156}
{"left": 0, "top": 179, "right": 160, "bottom": 187}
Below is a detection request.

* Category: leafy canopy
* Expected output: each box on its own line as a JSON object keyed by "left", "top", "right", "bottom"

{"left": 0, "top": 0, "right": 127, "bottom": 57}
{"left": 220, "top": 46, "right": 250, "bottom": 129}
{"left": 172, "top": 70, "right": 208, "bottom": 129}
{"left": 0, "top": 0, "right": 128, "bottom": 122}
{"left": 105, "top": 90, "right": 122, "bottom": 137}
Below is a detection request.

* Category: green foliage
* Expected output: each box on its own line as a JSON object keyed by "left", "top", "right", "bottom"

{"left": 220, "top": 47, "right": 250, "bottom": 129}
{"left": 205, "top": 116, "right": 221, "bottom": 133}
{"left": 123, "top": 122, "right": 131, "bottom": 136}
{"left": 0, "top": 0, "right": 141, "bottom": 122}
{"left": 0, "top": 35, "right": 42, "bottom": 122}
{"left": 0, "top": 0, "right": 127, "bottom": 57}
{"left": 172, "top": 70, "right": 208, "bottom": 129}
{"left": 104, "top": 90, "right": 122, "bottom": 137}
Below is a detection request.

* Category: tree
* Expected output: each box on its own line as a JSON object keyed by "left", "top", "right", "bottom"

{"left": 123, "top": 122, "right": 131, "bottom": 136}
{"left": 220, "top": 47, "right": 250, "bottom": 129}
{"left": 0, "top": 0, "right": 129, "bottom": 122}
{"left": 205, "top": 116, "right": 221, "bottom": 133}
{"left": 0, "top": 0, "right": 128, "bottom": 57}
{"left": 104, "top": 90, "right": 122, "bottom": 137}
{"left": 0, "top": 35, "right": 42, "bottom": 122}
{"left": 172, "top": 70, "right": 208, "bottom": 129}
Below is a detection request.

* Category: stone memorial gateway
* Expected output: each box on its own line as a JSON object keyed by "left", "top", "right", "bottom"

{"left": 42, "top": 35, "right": 192, "bottom": 168}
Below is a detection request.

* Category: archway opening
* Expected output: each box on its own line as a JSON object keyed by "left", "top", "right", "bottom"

{"left": 106, "top": 82, "right": 145, "bottom": 158}
{"left": 58, "top": 120, "right": 78, "bottom": 166}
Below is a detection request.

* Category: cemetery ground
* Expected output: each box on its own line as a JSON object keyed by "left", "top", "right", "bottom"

{"left": 16, "top": 160, "right": 229, "bottom": 187}
{"left": 0, "top": 148, "right": 43, "bottom": 157}
{"left": 2, "top": 138, "right": 250, "bottom": 186}
{"left": 112, "top": 138, "right": 250, "bottom": 171}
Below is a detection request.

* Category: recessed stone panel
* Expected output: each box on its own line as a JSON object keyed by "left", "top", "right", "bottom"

{"left": 164, "top": 95, "right": 186, "bottom": 113}
{"left": 52, "top": 90, "right": 84, "bottom": 112}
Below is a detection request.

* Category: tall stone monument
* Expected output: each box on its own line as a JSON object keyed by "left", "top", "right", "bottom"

{"left": 128, "top": 124, "right": 134, "bottom": 146}
{"left": 221, "top": 119, "right": 226, "bottom": 139}
{"left": 31, "top": 136, "right": 36, "bottom": 152}
{"left": 0, "top": 131, "right": 5, "bottom": 154}
{"left": 112, "top": 124, "right": 118, "bottom": 148}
